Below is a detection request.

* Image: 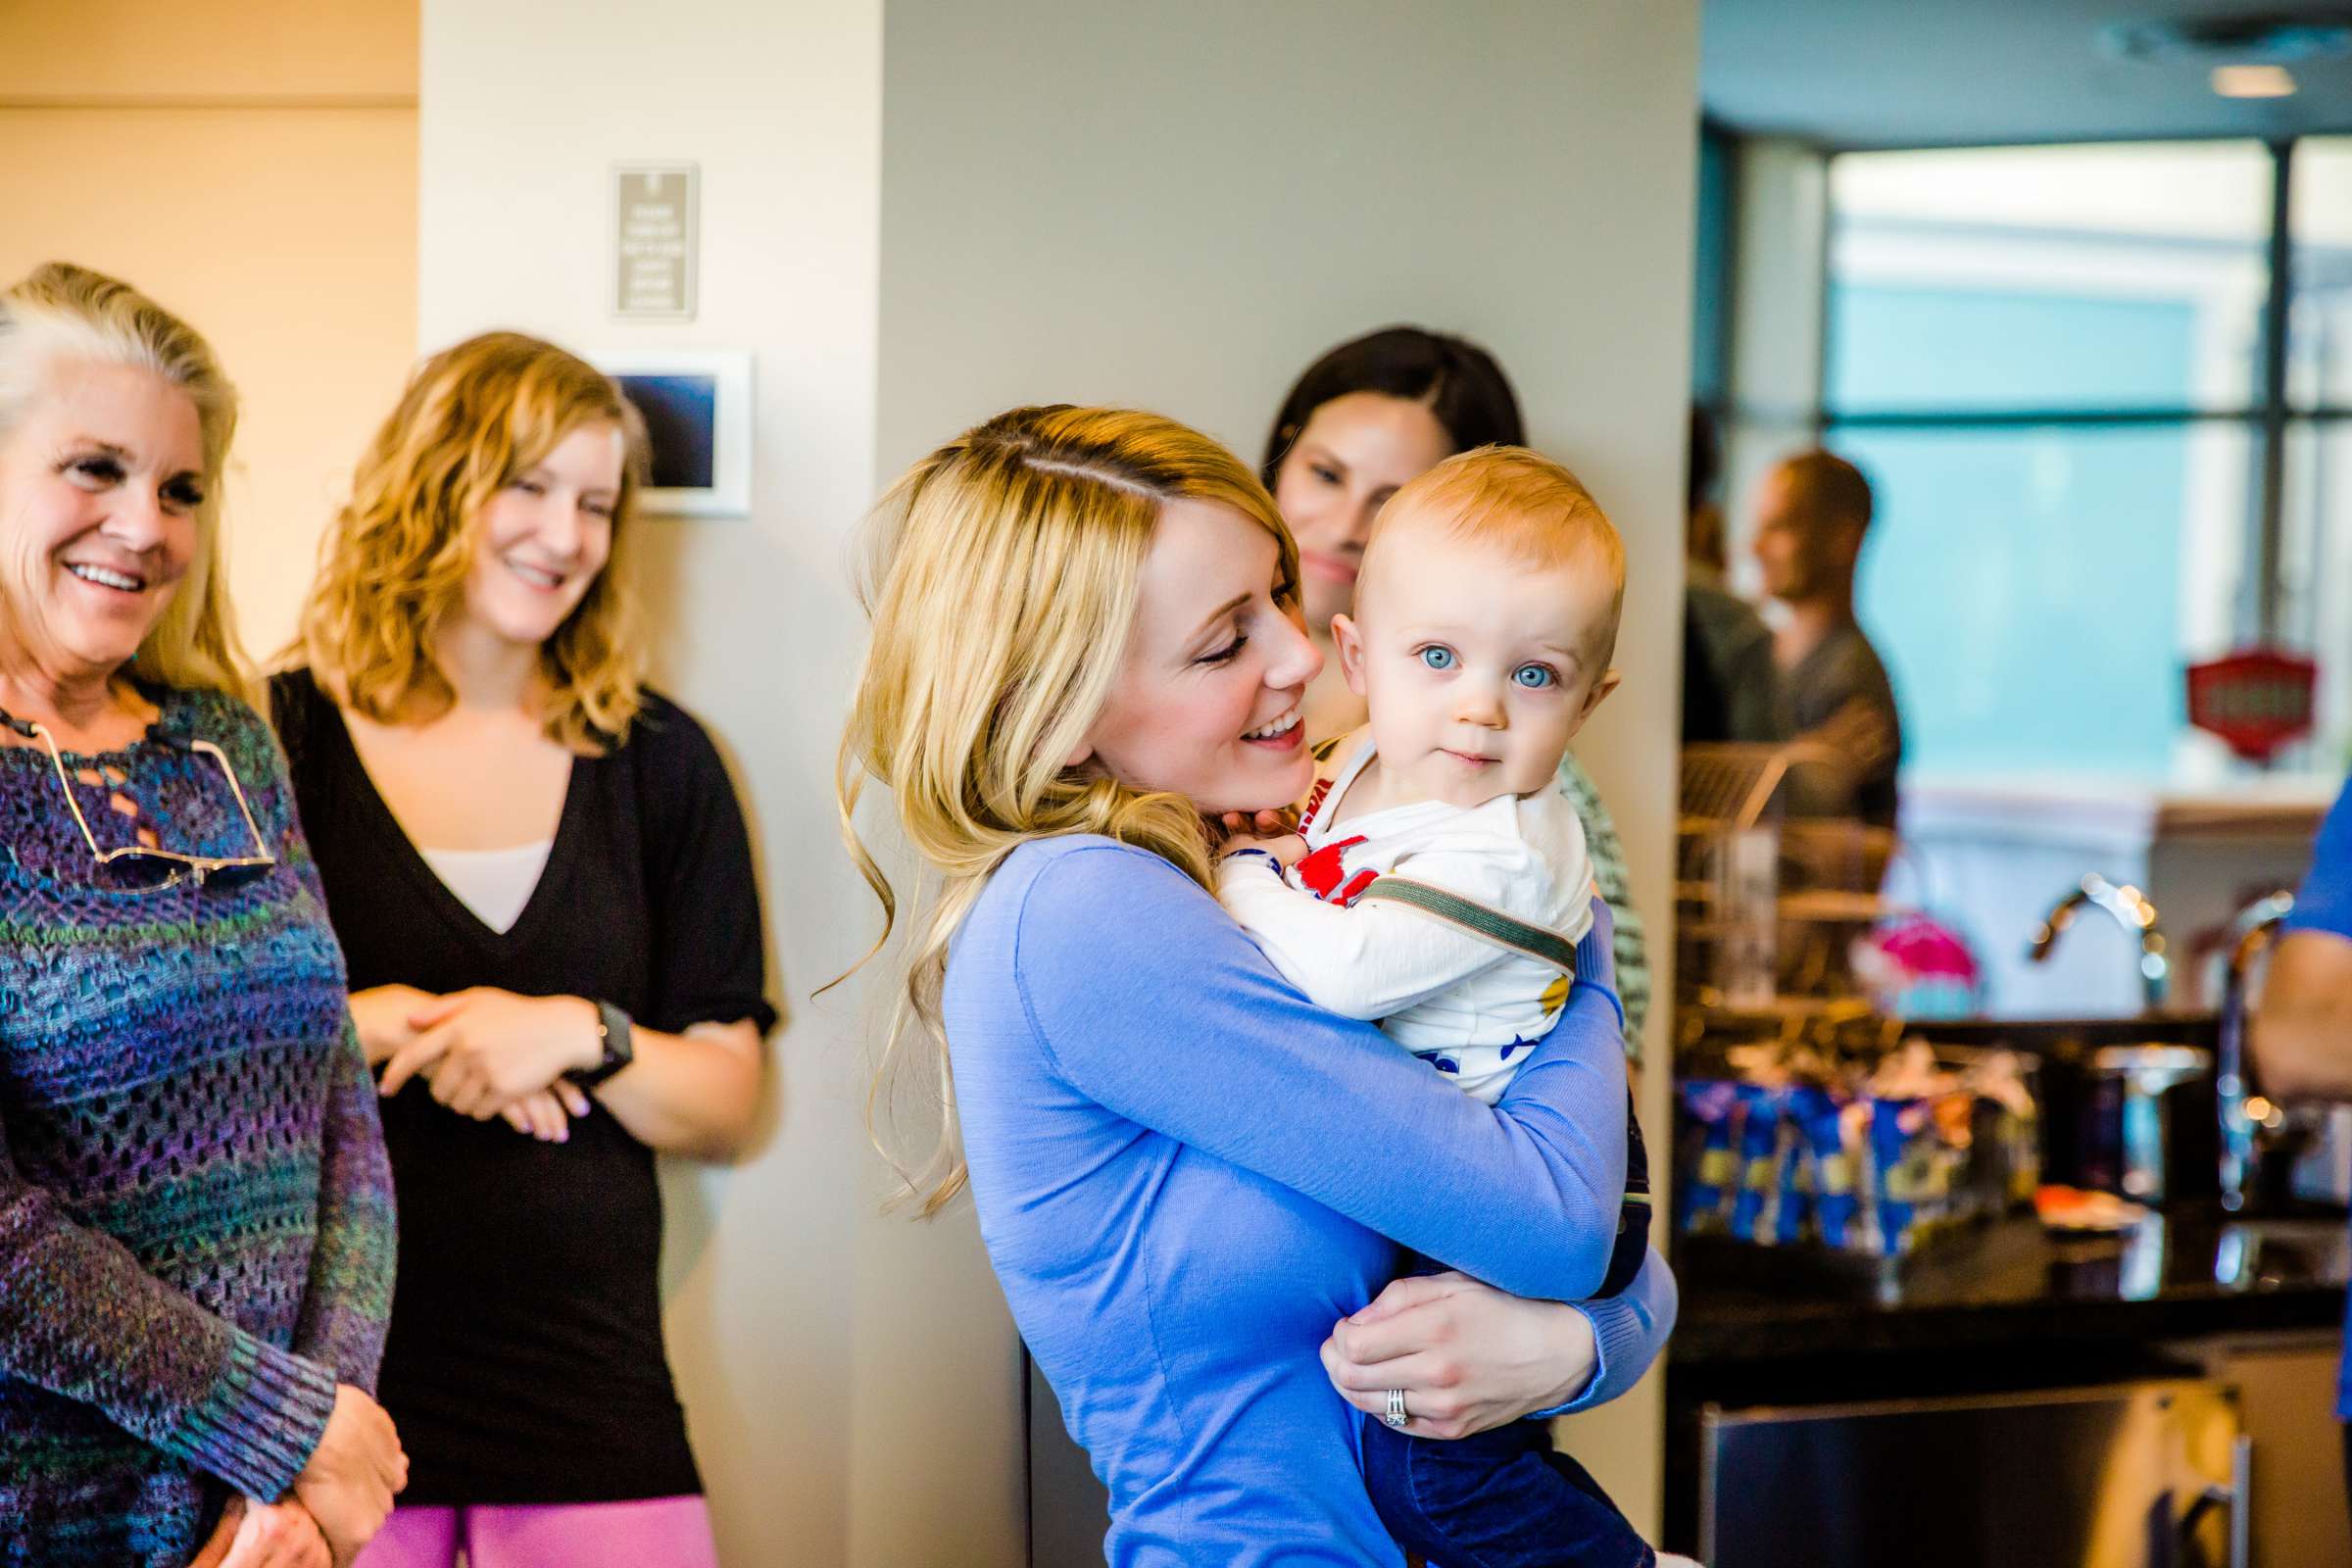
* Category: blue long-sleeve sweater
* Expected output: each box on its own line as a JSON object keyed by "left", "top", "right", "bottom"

{"left": 0, "top": 687, "right": 394, "bottom": 1565}
{"left": 943, "top": 836, "right": 1676, "bottom": 1567}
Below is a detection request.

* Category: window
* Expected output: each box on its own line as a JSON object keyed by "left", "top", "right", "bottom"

{"left": 1836, "top": 422, "right": 2250, "bottom": 777}
{"left": 1802, "top": 139, "right": 2348, "bottom": 780}
{"left": 1830, "top": 143, "right": 2272, "bottom": 416}
{"left": 2288, "top": 139, "right": 2352, "bottom": 413}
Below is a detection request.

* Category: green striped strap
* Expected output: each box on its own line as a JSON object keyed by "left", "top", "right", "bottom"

{"left": 1352, "top": 876, "right": 1579, "bottom": 974}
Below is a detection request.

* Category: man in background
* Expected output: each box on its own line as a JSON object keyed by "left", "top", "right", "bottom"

{"left": 1752, "top": 448, "right": 1903, "bottom": 828}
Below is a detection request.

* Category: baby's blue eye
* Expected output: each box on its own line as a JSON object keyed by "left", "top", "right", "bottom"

{"left": 1513, "top": 664, "right": 1557, "bottom": 690}
{"left": 1418, "top": 647, "right": 1456, "bottom": 671}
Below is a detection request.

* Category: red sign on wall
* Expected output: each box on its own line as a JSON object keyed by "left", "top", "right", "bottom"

{"left": 2186, "top": 647, "right": 2318, "bottom": 762}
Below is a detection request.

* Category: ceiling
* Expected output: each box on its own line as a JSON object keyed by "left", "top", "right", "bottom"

{"left": 1702, "top": 0, "right": 2352, "bottom": 148}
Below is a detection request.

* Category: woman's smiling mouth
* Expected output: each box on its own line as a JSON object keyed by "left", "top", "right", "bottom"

{"left": 65, "top": 562, "right": 149, "bottom": 593}
{"left": 505, "top": 558, "right": 568, "bottom": 592}
{"left": 1243, "top": 708, "right": 1303, "bottom": 749}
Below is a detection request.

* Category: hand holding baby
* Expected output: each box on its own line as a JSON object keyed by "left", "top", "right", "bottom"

{"left": 1210, "top": 807, "right": 1306, "bottom": 867}
{"left": 1212, "top": 807, "right": 1307, "bottom": 867}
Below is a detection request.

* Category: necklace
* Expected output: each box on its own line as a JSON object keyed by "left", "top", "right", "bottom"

{"left": 0, "top": 682, "right": 165, "bottom": 756}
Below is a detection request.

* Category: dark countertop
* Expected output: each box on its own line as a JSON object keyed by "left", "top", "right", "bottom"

{"left": 1671, "top": 1205, "right": 2351, "bottom": 1364}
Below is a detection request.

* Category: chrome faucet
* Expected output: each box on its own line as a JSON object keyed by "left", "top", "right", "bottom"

{"left": 2218, "top": 891, "right": 2295, "bottom": 1213}
{"left": 2026, "top": 874, "right": 2170, "bottom": 1010}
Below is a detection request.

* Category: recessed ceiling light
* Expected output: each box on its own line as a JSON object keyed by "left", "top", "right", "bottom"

{"left": 2212, "top": 63, "right": 2299, "bottom": 97}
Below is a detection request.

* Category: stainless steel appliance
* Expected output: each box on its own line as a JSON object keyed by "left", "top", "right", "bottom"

{"left": 1699, "top": 1380, "right": 2247, "bottom": 1568}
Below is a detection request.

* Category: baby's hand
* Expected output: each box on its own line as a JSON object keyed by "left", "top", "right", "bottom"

{"left": 1222, "top": 832, "right": 1307, "bottom": 868}
{"left": 1210, "top": 806, "right": 1299, "bottom": 847}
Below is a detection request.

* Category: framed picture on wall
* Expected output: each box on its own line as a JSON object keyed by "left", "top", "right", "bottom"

{"left": 592, "top": 349, "right": 753, "bottom": 517}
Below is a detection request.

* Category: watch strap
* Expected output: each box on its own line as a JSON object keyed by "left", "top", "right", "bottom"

{"left": 568, "top": 1000, "right": 635, "bottom": 1088}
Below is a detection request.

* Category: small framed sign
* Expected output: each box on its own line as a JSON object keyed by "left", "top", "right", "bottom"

{"left": 595, "top": 350, "right": 753, "bottom": 517}
{"left": 612, "top": 164, "right": 698, "bottom": 320}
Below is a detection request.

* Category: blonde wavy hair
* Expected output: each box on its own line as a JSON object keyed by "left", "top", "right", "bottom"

{"left": 0, "top": 262, "right": 251, "bottom": 705}
{"left": 838, "top": 405, "right": 1298, "bottom": 1215}
{"left": 296, "top": 331, "right": 649, "bottom": 750}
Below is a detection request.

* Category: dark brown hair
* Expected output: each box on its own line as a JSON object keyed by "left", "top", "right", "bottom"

{"left": 1260, "top": 325, "right": 1524, "bottom": 489}
{"left": 1777, "top": 448, "right": 1875, "bottom": 534}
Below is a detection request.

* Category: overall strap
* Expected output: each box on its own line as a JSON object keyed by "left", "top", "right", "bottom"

{"left": 1361, "top": 873, "right": 1652, "bottom": 1299}
{"left": 1353, "top": 876, "right": 1580, "bottom": 973}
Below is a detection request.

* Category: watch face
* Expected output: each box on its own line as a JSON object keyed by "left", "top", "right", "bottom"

{"left": 597, "top": 1003, "right": 633, "bottom": 1063}
{"left": 568, "top": 1003, "right": 634, "bottom": 1088}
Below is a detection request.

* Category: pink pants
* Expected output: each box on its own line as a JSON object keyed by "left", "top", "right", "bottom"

{"left": 355, "top": 1495, "right": 719, "bottom": 1568}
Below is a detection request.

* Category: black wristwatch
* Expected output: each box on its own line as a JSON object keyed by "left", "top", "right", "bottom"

{"left": 568, "top": 1000, "right": 635, "bottom": 1089}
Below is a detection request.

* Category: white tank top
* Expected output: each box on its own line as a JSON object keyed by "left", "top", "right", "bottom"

{"left": 417, "top": 840, "right": 554, "bottom": 934}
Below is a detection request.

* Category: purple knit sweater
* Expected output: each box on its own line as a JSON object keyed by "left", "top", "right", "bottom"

{"left": 0, "top": 684, "right": 395, "bottom": 1566}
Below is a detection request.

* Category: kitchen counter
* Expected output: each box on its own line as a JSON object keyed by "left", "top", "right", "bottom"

{"left": 1671, "top": 1204, "right": 2350, "bottom": 1364}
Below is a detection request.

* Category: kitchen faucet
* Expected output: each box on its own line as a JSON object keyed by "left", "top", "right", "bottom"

{"left": 2218, "top": 891, "right": 2295, "bottom": 1212}
{"left": 2026, "top": 874, "right": 2170, "bottom": 1010}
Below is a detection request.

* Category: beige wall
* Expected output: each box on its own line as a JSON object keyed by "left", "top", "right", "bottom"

{"left": 416, "top": 4, "right": 903, "bottom": 1564}
{"left": 877, "top": 0, "right": 1699, "bottom": 1531}
{"left": 1722, "top": 137, "right": 1829, "bottom": 572}
{"left": 0, "top": 2, "right": 418, "bottom": 661}
{"left": 0, "top": 0, "right": 415, "bottom": 103}
{"left": 419, "top": 0, "right": 1696, "bottom": 1560}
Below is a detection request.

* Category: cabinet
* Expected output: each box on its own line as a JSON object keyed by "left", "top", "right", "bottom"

{"left": 2179, "top": 1335, "right": 2350, "bottom": 1568}
{"left": 1699, "top": 1380, "right": 2246, "bottom": 1567}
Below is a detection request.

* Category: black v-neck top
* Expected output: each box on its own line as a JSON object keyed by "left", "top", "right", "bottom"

{"left": 270, "top": 667, "right": 774, "bottom": 1504}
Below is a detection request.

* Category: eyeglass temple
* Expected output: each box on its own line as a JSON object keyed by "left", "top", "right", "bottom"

{"left": 185, "top": 740, "right": 272, "bottom": 861}
{"left": 24, "top": 722, "right": 273, "bottom": 866}
{"left": 30, "top": 723, "right": 114, "bottom": 862}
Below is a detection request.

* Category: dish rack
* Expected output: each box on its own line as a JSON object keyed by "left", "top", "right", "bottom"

{"left": 1678, "top": 741, "right": 1900, "bottom": 1003}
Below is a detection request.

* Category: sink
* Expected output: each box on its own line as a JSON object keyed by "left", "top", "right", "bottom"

{"left": 2213, "top": 1209, "right": 2348, "bottom": 1292}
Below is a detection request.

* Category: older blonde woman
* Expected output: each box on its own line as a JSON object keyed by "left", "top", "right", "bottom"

{"left": 271, "top": 332, "right": 771, "bottom": 1568}
{"left": 0, "top": 263, "right": 404, "bottom": 1568}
